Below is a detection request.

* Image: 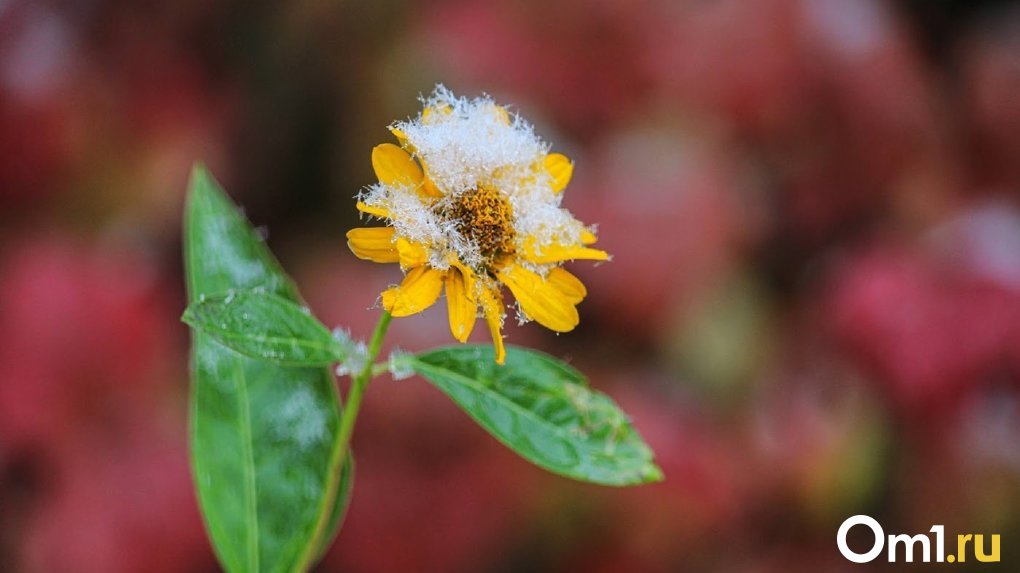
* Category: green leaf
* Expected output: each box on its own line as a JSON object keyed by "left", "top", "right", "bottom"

{"left": 184, "top": 164, "right": 351, "bottom": 573}
{"left": 182, "top": 290, "right": 351, "bottom": 367}
{"left": 406, "top": 345, "right": 663, "bottom": 486}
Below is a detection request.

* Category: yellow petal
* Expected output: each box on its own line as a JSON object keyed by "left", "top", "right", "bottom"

{"left": 545, "top": 267, "right": 586, "bottom": 304}
{"left": 421, "top": 166, "right": 444, "bottom": 197}
{"left": 381, "top": 266, "right": 444, "bottom": 317}
{"left": 478, "top": 286, "right": 506, "bottom": 364}
{"left": 497, "top": 265, "right": 579, "bottom": 333}
{"left": 490, "top": 104, "right": 511, "bottom": 125}
{"left": 372, "top": 143, "right": 424, "bottom": 187}
{"left": 445, "top": 265, "right": 477, "bottom": 343}
{"left": 544, "top": 153, "right": 573, "bottom": 194}
{"left": 580, "top": 229, "right": 598, "bottom": 245}
{"left": 522, "top": 241, "right": 610, "bottom": 264}
{"left": 357, "top": 201, "right": 391, "bottom": 219}
{"left": 388, "top": 125, "right": 409, "bottom": 147}
{"left": 422, "top": 104, "right": 452, "bottom": 124}
{"left": 396, "top": 238, "right": 428, "bottom": 269}
{"left": 347, "top": 227, "right": 398, "bottom": 263}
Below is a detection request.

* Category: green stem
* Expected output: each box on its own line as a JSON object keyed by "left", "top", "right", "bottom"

{"left": 296, "top": 311, "right": 392, "bottom": 572}
{"left": 336, "top": 310, "right": 392, "bottom": 463}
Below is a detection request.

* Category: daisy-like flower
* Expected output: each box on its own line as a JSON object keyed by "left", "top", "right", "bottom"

{"left": 346, "top": 86, "right": 608, "bottom": 364}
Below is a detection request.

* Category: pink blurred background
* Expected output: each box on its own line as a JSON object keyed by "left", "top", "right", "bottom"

{"left": 2, "top": 0, "right": 1020, "bottom": 571}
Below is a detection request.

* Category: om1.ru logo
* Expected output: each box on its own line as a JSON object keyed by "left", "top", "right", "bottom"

{"left": 838, "top": 515, "right": 1001, "bottom": 564}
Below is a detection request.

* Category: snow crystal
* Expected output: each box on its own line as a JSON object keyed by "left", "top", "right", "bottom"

{"left": 273, "top": 386, "right": 327, "bottom": 449}
{"left": 360, "top": 85, "right": 594, "bottom": 273}
{"left": 387, "top": 349, "right": 415, "bottom": 380}
{"left": 335, "top": 340, "right": 369, "bottom": 377}
{"left": 393, "top": 85, "right": 549, "bottom": 197}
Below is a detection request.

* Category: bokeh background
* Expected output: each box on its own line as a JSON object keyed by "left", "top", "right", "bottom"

{"left": 2, "top": 0, "right": 1020, "bottom": 571}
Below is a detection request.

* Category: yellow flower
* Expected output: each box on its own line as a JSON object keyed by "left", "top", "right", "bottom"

{"left": 346, "top": 86, "right": 607, "bottom": 364}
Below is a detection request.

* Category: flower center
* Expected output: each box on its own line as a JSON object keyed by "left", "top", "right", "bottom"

{"left": 443, "top": 186, "right": 515, "bottom": 271}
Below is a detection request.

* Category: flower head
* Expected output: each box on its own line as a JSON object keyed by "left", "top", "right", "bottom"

{"left": 347, "top": 86, "right": 608, "bottom": 363}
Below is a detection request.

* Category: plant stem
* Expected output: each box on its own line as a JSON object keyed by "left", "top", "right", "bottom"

{"left": 296, "top": 311, "right": 392, "bottom": 572}
{"left": 336, "top": 310, "right": 392, "bottom": 463}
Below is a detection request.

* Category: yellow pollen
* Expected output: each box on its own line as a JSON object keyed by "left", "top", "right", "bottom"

{"left": 443, "top": 186, "right": 515, "bottom": 270}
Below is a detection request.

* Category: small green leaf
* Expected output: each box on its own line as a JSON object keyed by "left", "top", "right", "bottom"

{"left": 184, "top": 164, "right": 350, "bottom": 573}
{"left": 407, "top": 345, "right": 663, "bottom": 486}
{"left": 182, "top": 290, "right": 350, "bottom": 367}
